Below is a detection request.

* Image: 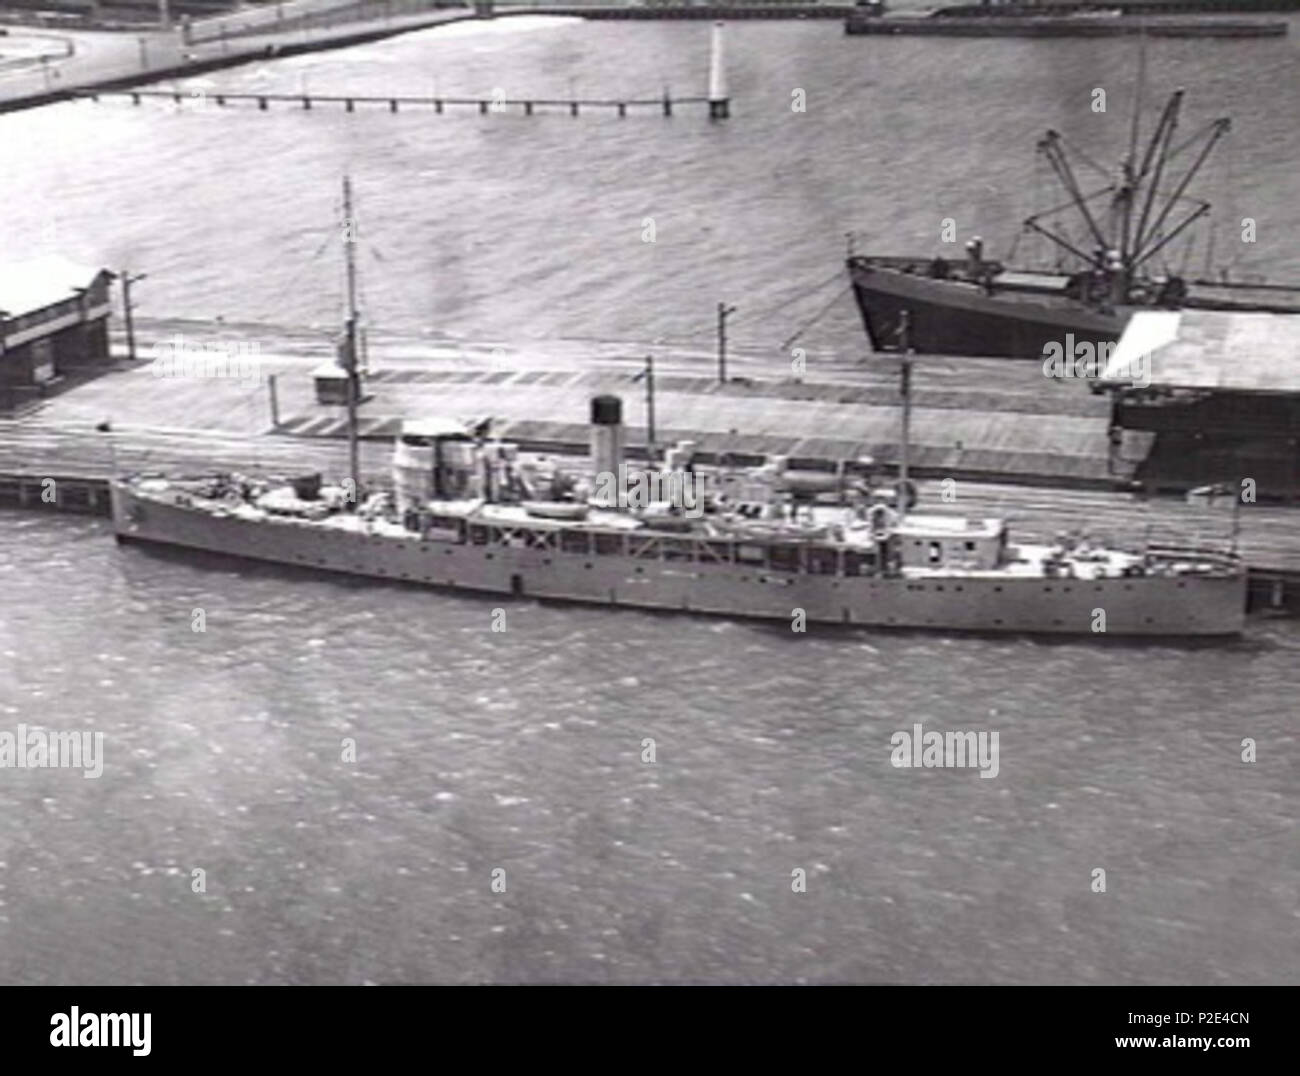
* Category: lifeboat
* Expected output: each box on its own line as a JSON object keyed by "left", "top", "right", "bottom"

{"left": 523, "top": 501, "right": 589, "bottom": 522}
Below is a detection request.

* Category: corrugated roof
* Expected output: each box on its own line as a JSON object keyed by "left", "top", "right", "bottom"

{"left": 0, "top": 257, "right": 108, "bottom": 318}
{"left": 1104, "top": 310, "right": 1300, "bottom": 393}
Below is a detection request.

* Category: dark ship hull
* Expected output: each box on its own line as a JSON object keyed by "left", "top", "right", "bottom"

{"left": 847, "top": 256, "right": 1125, "bottom": 359}
{"left": 848, "top": 255, "right": 1300, "bottom": 359}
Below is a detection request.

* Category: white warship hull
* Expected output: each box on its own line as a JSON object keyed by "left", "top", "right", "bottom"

{"left": 110, "top": 482, "right": 1247, "bottom": 638}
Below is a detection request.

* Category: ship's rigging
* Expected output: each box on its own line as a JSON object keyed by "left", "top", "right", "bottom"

{"left": 1020, "top": 88, "right": 1232, "bottom": 304}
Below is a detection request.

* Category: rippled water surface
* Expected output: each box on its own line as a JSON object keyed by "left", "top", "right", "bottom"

{"left": 1, "top": 19, "right": 1298, "bottom": 983}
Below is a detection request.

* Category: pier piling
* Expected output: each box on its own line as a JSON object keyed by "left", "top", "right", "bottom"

{"left": 78, "top": 89, "right": 721, "bottom": 119}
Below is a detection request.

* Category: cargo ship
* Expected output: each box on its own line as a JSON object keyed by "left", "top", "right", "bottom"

{"left": 848, "top": 89, "right": 1300, "bottom": 358}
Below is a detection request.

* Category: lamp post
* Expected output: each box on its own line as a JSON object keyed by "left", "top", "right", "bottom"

{"left": 95, "top": 420, "right": 117, "bottom": 477}
{"left": 120, "top": 270, "right": 147, "bottom": 362}
{"left": 70, "top": 285, "right": 90, "bottom": 376}
{"left": 716, "top": 301, "right": 736, "bottom": 384}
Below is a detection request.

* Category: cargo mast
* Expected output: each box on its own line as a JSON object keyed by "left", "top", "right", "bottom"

{"left": 341, "top": 175, "right": 361, "bottom": 506}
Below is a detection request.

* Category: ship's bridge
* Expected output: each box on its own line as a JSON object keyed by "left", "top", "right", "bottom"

{"left": 394, "top": 417, "right": 478, "bottom": 512}
{"left": 892, "top": 513, "right": 1007, "bottom": 571}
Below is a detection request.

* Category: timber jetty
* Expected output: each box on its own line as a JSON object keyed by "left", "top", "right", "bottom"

{"left": 74, "top": 86, "right": 713, "bottom": 117}
{"left": 3, "top": 336, "right": 1300, "bottom": 616}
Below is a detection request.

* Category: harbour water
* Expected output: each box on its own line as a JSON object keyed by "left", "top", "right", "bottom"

{"left": 1, "top": 18, "right": 1297, "bottom": 983}
{"left": 4, "top": 17, "right": 1300, "bottom": 352}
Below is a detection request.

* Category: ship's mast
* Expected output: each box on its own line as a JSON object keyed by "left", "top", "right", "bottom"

{"left": 1119, "top": 18, "right": 1147, "bottom": 268}
{"left": 1022, "top": 88, "right": 1228, "bottom": 291}
{"left": 341, "top": 175, "right": 361, "bottom": 507}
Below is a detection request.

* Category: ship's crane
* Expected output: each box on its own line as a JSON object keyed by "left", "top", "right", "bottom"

{"left": 1021, "top": 90, "right": 1231, "bottom": 304}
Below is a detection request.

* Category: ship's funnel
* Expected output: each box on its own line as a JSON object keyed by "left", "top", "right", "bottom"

{"left": 590, "top": 394, "right": 624, "bottom": 506}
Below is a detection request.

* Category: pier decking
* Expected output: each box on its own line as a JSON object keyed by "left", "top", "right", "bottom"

{"left": 2, "top": 338, "right": 1298, "bottom": 613}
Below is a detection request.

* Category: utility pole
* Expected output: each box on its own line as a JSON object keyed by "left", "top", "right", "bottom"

{"left": 267, "top": 373, "right": 279, "bottom": 429}
{"left": 120, "top": 270, "right": 146, "bottom": 362}
{"left": 94, "top": 420, "right": 116, "bottom": 476}
{"left": 898, "top": 309, "right": 913, "bottom": 519}
{"left": 341, "top": 176, "right": 361, "bottom": 506}
{"left": 645, "top": 354, "right": 656, "bottom": 463}
{"left": 716, "top": 301, "right": 736, "bottom": 384}
{"left": 632, "top": 355, "right": 657, "bottom": 462}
